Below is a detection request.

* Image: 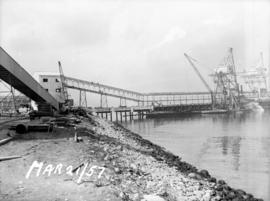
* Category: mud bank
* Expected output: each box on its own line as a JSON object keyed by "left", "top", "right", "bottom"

{"left": 0, "top": 112, "right": 263, "bottom": 201}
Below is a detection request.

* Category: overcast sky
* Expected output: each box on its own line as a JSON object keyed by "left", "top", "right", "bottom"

{"left": 1, "top": 0, "right": 269, "bottom": 95}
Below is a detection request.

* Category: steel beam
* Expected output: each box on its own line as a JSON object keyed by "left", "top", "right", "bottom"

{"left": 0, "top": 47, "right": 59, "bottom": 110}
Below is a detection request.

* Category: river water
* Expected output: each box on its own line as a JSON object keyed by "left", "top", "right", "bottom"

{"left": 122, "top": 110, "right": 270, "bottom": 200}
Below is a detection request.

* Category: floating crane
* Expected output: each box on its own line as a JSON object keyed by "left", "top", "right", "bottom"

{"left": 184, "top": 49, "right": 242, "bottom": 110}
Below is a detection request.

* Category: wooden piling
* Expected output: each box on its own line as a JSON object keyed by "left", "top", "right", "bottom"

{"left": 124, "top": 111, "right": 127, "bottom": 121}
{"left": 129, "top": 111, "right": 132, "bottom": 121}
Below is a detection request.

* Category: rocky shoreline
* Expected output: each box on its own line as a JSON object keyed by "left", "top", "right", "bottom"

{"left": 78, "top": 111, "right": 263, "bottom": 201}
{"left": 0, "top": 110, "right": 263, "bottom": 201}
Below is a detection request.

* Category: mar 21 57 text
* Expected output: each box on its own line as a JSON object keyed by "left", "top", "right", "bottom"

{"left": 25, "top": 160, "right": 106, "bottom": 183}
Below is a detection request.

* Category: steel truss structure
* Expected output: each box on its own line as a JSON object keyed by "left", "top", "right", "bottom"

{"left": 211, "top": 48, "right": 241, "bottom": 109}
{"left": 64, "top": 76, "right": 213, "bottom": 107}
{"left": 0, "top": 80, "right": 30, "bottom": 116}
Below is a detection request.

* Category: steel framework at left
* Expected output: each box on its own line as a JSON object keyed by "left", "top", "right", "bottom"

{"left": 0, "top": 47, "right": 59, "bottom": 111}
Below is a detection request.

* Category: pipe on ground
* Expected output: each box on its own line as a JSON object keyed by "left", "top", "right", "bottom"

{"left": 15, "top": 124, "right": 28, "bottom": 134}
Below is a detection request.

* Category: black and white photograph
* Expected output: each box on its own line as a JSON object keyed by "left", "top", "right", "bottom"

{"left": 0, "top": 0, "right": 269, "bottom": 200}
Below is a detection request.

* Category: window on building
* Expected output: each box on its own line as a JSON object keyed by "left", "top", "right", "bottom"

{"left": 56, "top": 88, "right": 61, "bottom": 93}
{"left": 43, "top": 78, "right": 48, "bottom": 82}
{"left": 55, "top": 78, "right": 59, "bottom": 82}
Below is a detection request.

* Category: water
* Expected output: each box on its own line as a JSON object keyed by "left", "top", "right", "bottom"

{"left": 122, "top": 110, "right": 270, "bottom": 200}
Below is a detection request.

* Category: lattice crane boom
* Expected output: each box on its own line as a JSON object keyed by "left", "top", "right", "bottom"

{"left": 184, "top": 53, "right": 213, "bottom": 93}
{"left": 58, "top": 61, "right": 69, "bottom": 103}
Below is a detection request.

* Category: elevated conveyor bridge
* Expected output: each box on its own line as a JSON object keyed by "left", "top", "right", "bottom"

{"left": 0, "top": 47, "right": 59, "bottom": 110}
{"left": 64, "top": 76, "right": 214, "bottom": 107}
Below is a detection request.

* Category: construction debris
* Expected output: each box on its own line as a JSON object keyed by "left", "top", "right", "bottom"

{"left": 74, "top": 126, "right": 78, "bottom": 142}
{"left": 72, "top": 162, "right": 85, "bottom": 173}
{"left": 0, "top": 136, "right": 15, "bottom": 146}
{"left": 0, "top": 155, "right": 21, "bottom": 162}
{"left": 50, "top": 116, "right": 82, "bottom": 127}
{"left": 11, "top": 123, "right": 53, "bottom": 134}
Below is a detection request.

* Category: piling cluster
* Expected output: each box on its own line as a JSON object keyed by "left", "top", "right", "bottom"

{"left": 94, "top": 107, "right": 151, "bottom": 122}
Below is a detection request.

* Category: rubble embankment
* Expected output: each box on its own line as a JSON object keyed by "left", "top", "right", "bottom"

{"left": 0, "top": 111, "right": 263, "bottom": 201}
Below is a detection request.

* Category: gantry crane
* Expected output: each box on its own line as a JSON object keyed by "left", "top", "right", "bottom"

{"left": 210, "top": 48, "right": 241, "bottom": 110}
{"left": 238, "top": 52, "right": 268, "bottom": 96}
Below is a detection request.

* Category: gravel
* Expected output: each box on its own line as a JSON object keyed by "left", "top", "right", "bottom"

{"left": 71, "top": 111, "right": 263, "bottom": 201}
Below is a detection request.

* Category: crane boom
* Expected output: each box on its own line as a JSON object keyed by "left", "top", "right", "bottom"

{"left": 58, "top": 61, "right": 69, "bottom": 102}
{"left": 184, "top": 53, "right": 213, "bottom": 93}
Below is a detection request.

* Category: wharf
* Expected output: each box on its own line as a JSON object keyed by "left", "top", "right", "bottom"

{"left": 88, "top": 106, "right": 152, "bottom": 122}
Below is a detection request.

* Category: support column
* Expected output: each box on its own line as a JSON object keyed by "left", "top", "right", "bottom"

{"left": 129, "top": 111, "right": 132, "bottom": 121}
{"left": 79, "top": 90, "right": 82, "bottom": 107}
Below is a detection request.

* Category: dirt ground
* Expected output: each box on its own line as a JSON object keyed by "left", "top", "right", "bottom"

{"left": 0, "top": 114, "right": 263, "bottom": 201}
{"left": 0, "top": 125, "right": 119, "bottom": 201}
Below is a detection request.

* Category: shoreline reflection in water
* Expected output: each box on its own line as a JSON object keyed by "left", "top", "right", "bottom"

{"left": 123, "top": 111, "right": 270, "bottom": 200}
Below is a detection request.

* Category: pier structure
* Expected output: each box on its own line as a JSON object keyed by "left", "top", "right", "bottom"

{"left": 89, "top": 106, "right": 152, "bottom": 122}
